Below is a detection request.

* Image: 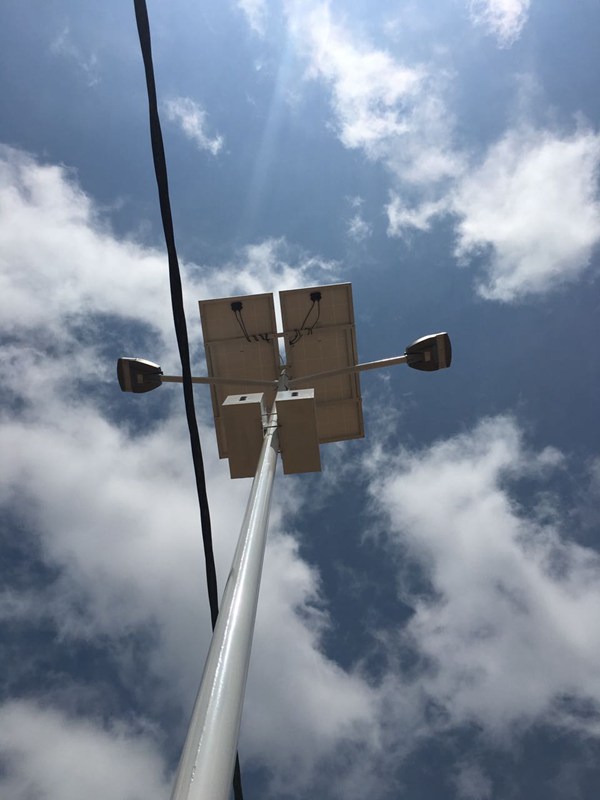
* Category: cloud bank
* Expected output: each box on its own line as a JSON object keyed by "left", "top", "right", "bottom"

{"left": 453, "top": 128, "right": 600, "bottom": 300}
{"left": 0, "top": 701, "right": 169, "bottom": 800}
{"left": 289, "top": 3, "right": 463, "bottom": 185}
{"left": 367, "top": 417, "right": 600, "bottom": 735}
{"left": 387, "top": 127, "right": 600, "bottom": 301}
{"left": 0, "top": 144, "right": 369, "bottom": 796}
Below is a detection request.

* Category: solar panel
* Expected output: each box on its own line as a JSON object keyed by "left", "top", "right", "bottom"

{"left": 199, "top": 293, "right": 279, "bottom": 459}
{"left": 279, "top": 283, "right": 364, "bottom": 443}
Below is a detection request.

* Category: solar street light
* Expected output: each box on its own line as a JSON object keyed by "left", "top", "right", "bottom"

{"left": 118, "top": 284, "right": 451, "bottom": 800}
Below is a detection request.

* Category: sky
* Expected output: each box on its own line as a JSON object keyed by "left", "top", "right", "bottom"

{"left": 1, "top": 1, "right": 600, "bottom": 798}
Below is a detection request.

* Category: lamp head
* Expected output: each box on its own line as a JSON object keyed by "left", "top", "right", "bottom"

{"left": 117, "top": 358, "right": 163, "bottom": 393}
{"left": 405, "top": 332, "right": 452, "bottom": 372}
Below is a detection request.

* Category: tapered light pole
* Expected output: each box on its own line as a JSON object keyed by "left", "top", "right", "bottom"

{"left": 170, "top": 400, "right": 280, "bottom": 800}
{"left": 117, "top": 285, "right": 452, "bottom": 800}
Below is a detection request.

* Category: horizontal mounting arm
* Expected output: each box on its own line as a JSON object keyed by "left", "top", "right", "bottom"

{"left": 161, "top": 375, "right": 278, "bottom": 388}
{"left": 164, "top": 355, "right": 409, "bottom": 391}
{"left": 118, "top": 330, "right": 449, "bottom": 394}
{"left": 287, "top": 354, "right": 408, "bottom": 387}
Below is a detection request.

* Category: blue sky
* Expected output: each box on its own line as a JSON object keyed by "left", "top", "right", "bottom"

{"left": 1, "top": 1, "right": 600, "bottom": 798}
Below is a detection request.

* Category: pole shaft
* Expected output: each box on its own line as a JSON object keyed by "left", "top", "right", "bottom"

{"left": 170, "top": 407, "right": 279, "bottom": 800}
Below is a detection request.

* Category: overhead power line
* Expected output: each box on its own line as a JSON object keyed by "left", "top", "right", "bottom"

{"left": 131, "top": 2, "right": 244, "bottom": 798}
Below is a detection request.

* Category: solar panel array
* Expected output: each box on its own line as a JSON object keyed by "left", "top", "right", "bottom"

{"left": 199, "top": 283, "right": 363, "bottom": 465}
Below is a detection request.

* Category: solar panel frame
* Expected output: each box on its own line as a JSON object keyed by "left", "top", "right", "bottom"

{"left": 279, "top": 283, "right": 364, "bottom": 443}
{"left": 199, "top": 293, "right": 280, "bottom": 459}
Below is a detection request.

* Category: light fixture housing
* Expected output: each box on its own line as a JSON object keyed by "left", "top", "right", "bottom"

{"left": 405, "top": 332, "right": 452, "bottom": 372}
{"left": 117, "top": 357, "right": 163, "bottom": 393}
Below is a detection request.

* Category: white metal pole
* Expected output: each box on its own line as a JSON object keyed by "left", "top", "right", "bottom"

{"left": 287, "top": 354, "right": 408, "bottom": 386}
{"left": 170, "top": 403, "right": 279, "bottom": 800}
{"left": 161, "top": 374, "right": 277, "bottom": 388}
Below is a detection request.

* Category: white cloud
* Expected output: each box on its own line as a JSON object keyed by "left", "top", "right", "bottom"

{"left": 348, "top": 213, "right": 372, "bottom": 242}
{"left": 50, "top": 25, "right": 100, "bottom": 86}
{"left": 386, "top": 194, "right": 448, "bottom": 237}
{"left": 367, "top": 416, "right": 600, "bottom": 734}
{"left": 237, "top": 0, "right": 268, "bottom": 35}
{"left": 453, "top": 128, "right": 600, "bottom": 301}
{"left": 300, "top": 6, "right": 421, "bottom": 148}
{"left": 0, "top": 700, "right": 169, "bottom": 800}
{"left": 227, "top": 237, "right": 338, "bottom": 299}
{"left": 386, "top": 126, "right": 600, "bottom": 300}
{"left": 289, "top": 3, "right": 463, "bottom": 185}
{"left": 0, "top": 145, "right": 173, "bottom": 341}
{"left": 467, "top": 0, "right": 531, "bottom": 47}
{"left": 164, "top": 96, "right": 224, "bottom": 155}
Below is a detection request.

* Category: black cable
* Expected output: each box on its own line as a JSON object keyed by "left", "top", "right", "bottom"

{"left": 298, "top": 300, "right": 316, "bottom": 332}
{"left": 311, "top": 299, "right": 320, "bottom": 330}
{"left": 132, "top": 3, "right": 244, "bottom": 798}
{"left": 288, "top": 301, "right": 314, "bottom": 346}
{"left": 235, "top": 310, "right": 250, "bottom": 341}
{"left": 232, "top": 304, "right": 271, "bottom": 344}
{"left": 234, "top": 309, "right": 252, "bottom": 342}
{"left": 289, "top": 297, "right": 320, "bottom": 346}
{"left": 235, "top": 311, "right": 250, "bottom": 341}
{"left": 133, "top": 0, "right": 218, "bottom": 634}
